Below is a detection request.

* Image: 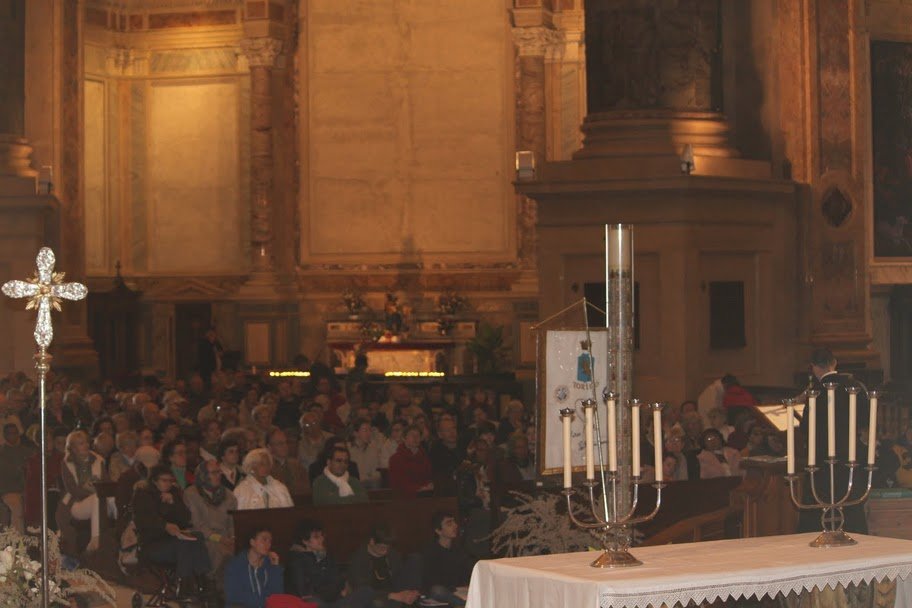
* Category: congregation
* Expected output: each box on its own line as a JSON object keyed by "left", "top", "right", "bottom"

{"left": 0, "top": 359, "right": 895, "bottom": 607}
{"left": 0, "top": 364, "right": 535, "bottom": 607}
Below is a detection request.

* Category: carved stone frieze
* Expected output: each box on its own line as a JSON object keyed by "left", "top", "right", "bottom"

{"left": 88, "top": 0, "right": 243, "bottom": 8}
{"left": 295, "top": 268, "right": 523, "bottom": 293}
{"left": 511, "top": 26, "right": 565, "bottom": 58}
{"left": 105, "top": 47, "right": 150, "bottom": 75}
{"left": 130, "top": 275, "right": 247, "bottom": 300}
{"left": 239, "top": 37, "right": 283, "bottom": 68}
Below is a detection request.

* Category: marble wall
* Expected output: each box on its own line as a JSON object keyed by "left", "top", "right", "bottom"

{"left": 82, "top": 37, "right": 249, "bottom": 278}
{"left": 300, "top": 0, "right": 516, "bottom": 265}
{"left": 147, "top": 79, "right": 244, "bottom": 272}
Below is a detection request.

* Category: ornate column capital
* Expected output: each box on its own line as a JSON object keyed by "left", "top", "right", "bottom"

{"left": 239, "top": 37, "right": 283, "bottom": 68}
{"left": 512, "top": 26, "right": 565, "bottom": 59}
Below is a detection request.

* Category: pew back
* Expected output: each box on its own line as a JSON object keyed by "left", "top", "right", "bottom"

{"left": 232, "top": 496, "right": 459, "bottom": 562}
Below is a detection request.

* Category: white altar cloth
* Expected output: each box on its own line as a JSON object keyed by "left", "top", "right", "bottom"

{"left": 466, "top": 533, "right": 912, "bottom": 608}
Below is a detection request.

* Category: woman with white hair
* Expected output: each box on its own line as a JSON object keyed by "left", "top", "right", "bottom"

{"left": 232, "top": 448, "right": 293, "bottom": 510}
{"left": 57, "top": 430, "right": 105, "bottom": 553}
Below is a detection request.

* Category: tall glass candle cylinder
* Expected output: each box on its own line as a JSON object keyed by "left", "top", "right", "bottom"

{"left": 605, "top": 224, "right": 634, "bottom": 509}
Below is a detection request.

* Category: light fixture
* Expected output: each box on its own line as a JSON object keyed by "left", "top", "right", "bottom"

{"left": 515, "top": 150, "right": 536, "bottom": 181}
{"left": 680, "top": 144, "right": 695, "bottom": 175}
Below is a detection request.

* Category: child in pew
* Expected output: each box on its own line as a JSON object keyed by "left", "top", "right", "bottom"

{"left": 347, "top": 524, "right": 422, "bottom": 607}
{"left": 419, "top": 511, "right": 474, "bottom": 608}
{"left": 285, "top": 518, "right": 373, "bottom": 608}
{"left": 224, "top": 526, "right": 284, "bottom": 608}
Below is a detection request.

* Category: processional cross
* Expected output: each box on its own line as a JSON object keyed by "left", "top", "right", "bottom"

{"left": 2, "top": 247, "right": 87, "bottom": 608}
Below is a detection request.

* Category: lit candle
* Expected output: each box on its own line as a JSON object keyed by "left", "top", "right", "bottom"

{"left": 868, "top": 392, "right": 879, "bottom": 465}
{"left": 826, "top": 383, "right": 836, "bottom": 458}
{"left": 561, "top": 409, "right": 572, "bottom": 488}
{"left": 652, "top": 405, "right": 663, "bottom": 482}
{"left": 631, "top": 401, "right": 641, "bottom": 477}
{"left": 808, "top": 391, "right": 818, "bottom": 466}
{"left": 607, "top": 396, "right": 618, "bottom": 472}
{"left": 786, "top": 400, "right": 795, "bottom": 475}
{"left": 848, "top": 388, "right": 857, "bottom": 462}
{"left": 584, "top": 402, "right": 594, "bottom": 480}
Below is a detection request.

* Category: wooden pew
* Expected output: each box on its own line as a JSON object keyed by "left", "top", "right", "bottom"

{"left": 232, "top": 496, "right": 459, "bottom": 561}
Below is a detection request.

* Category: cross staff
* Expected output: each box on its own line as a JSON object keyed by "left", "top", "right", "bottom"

{"left": 2, "top": 247, "right": 87, "bottom": 608}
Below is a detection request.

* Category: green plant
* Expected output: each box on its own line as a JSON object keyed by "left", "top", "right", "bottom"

{"left": 466, "top": 322, "right": 508, "bottom": 373}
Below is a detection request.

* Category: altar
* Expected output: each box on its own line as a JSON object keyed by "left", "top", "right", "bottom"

{"left": 466, "top": 533, "right": 912, "bottom": 608}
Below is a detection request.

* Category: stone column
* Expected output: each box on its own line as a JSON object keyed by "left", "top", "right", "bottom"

{"left": 512, "top": 26, "right": 563, "bottom": 273}
{"left": 239, "top": 37, "right": 283, "bottom": 291}
{"left": 0, "top": 0, "right": 36, "bottom": 187}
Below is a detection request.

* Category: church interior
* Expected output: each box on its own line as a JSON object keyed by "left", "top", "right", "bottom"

{"left": 4, "top": 0, "right": 912, "bottom": 606}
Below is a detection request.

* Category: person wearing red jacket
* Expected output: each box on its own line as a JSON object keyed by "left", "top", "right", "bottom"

{"left": 721, "top": 374, "right": 757, "bottom": 425}
{"left": 388, "top": 426, "right": 433, "bottom": 498}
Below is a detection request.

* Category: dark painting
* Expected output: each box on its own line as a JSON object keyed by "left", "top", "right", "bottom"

{"left": 872, "top": 40, "right": 912, "bottom": 257}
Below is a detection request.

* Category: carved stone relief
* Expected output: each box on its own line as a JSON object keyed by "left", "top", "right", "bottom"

{"left": 586, "top": 0, "right": 721, "bottom": 111}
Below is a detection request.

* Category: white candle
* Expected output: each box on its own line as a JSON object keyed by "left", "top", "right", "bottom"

{"left": 827, "top": 385, "right": 836, "bottom": 458}
{"left": 808, "top": 393, "right": 817, "bottom": 466}
{"left": 585, "top": 403, "right": 594, "bottom": 480}
{"left": 848, "top": 390, "right": 857, "bottom": 462}
{"left": 607, "top": 397, "right": 618, "bottom": 472}
{"left": 631, "top": 403, "right": 641, "bottom": 477}
{"left": 653, "top": 407, "right": 663, "bottom": 482}
{"left": 562, "top": 411, "right": 572, "bottom": 488}
{"left": 868, "top": 394, "right": 878, "bottom": 465}
{"left": 786, "top": 402, "right": 795, "bottom": 475}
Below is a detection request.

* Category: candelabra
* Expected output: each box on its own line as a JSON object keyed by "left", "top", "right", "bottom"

{"left": 783, "top": 387, "right": 878, "bottom": 548}
{"left": 560, "top": 399, "right": 664, "bottom": 567}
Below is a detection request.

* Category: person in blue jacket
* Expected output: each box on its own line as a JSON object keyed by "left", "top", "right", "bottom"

{"left": 224, "top": 526, "right": 284, "bottom": 608}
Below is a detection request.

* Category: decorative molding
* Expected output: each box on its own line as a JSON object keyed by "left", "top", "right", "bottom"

{"left": 238, "top": 37, "right": 282, "bottom": 67}
{"left": 511, "top": 26, "right": 565, "bottom": 58}
{"left": 295, "top": 268, "right": 524, "bottom": 293}
{"left": 105, "top": 47, "right": 151, "bottom": 75}
{"left": 86, "top": 0, "right": 243, "bottom": 9}
{"left": 127, "top": 275, "right": 247, "bottom": 300}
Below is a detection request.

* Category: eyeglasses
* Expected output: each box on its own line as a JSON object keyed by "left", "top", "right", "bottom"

{"left": 331, "top": 458, "right": 350, "bottom": 464}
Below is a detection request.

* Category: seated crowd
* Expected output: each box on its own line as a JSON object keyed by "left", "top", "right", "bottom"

{"left": 0, "top": 366, "right": 536, "bottom": 607}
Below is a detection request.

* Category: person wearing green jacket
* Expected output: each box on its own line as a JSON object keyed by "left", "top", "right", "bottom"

{"left": 311, "top": 446, "right": 368, "bottom": 506}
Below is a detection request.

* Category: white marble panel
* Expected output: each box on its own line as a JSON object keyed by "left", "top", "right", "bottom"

{"left": 147, "top": 79, "right": 243, "bottom": 273}
{"left": 85, "top": 78, "right": 107, "bottom": 273}
{"left": 302, "top": 0, "right": 514, "bottom": 262}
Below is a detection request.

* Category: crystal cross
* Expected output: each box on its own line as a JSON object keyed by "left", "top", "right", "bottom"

{"left": 1, "top": 247, "right": 87, "bottom": 348}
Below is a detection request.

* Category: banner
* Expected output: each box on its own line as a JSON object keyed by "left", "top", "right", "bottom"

{"left": 540, "top": 329, "right": 609, "bottom": 474}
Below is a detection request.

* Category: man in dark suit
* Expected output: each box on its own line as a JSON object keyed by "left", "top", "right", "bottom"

{"left": 797, "top": 347, "right": 870, "bottom": 534}
{"left": 197, "top": 327, "right": 223, "bottom": 388}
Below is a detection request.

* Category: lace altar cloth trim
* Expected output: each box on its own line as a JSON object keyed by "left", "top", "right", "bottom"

{"left": 466, "top": 533, "right": 912, "bottom": 608}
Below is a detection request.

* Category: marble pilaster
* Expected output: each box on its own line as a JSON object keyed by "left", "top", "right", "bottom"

{"left": 238, "top": 36, "right": 283, "bottom": 293}
{"left": 512, "top": 25, "right": 563, "bottom": 275}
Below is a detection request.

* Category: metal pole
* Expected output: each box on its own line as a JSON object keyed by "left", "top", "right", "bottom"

{"left": 37, "top": 347, "right": 50, "bottom": 608}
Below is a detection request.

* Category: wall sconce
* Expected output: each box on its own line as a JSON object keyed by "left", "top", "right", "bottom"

{"left": 680, "top": 144, "right": 695, "bottom": 175}
{"left": 38, "top": 165, "right": 53, "bottom": 195}
{"left": 516, "top": 150, "right": 536, "bottom": 181}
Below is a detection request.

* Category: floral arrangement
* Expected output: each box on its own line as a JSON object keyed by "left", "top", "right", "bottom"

{"left": 0, "top": 528, "right": 114, "bottom": 607}
{"left": 436, "top": 290, "right": 468, "bottom": 336}
{"left": 488, "top": 491, "right": 597, "bottom": 557}
{"left": 437, "top": 289, "right": 468, "bottom": 316}
{"left": 342, "top": 288, "right": 366, "bottom": 316}
{"left": 359, "top": 320, "right": 385, "bottom": 343}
